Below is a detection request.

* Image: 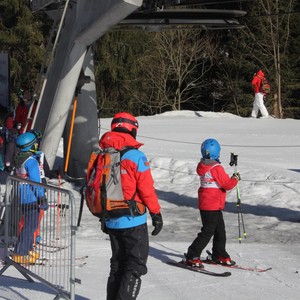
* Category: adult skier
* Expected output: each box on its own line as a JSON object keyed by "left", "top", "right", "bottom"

{"left": 251, "top": 70, "right": 269, "bottom": 118}
{"left": 99, "top": 112, "right": 163, "bottom": 300}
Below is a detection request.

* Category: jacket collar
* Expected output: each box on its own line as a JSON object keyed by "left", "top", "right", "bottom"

{"left": 99, "top": 131, "right": 143, "bottom": 151}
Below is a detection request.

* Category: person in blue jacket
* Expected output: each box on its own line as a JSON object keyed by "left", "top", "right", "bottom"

{"left": 12, "top": 132, "right": 47, "bottom": 264}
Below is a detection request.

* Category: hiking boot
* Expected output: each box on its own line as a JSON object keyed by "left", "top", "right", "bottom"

{"left": 185, "top": 257, "right": 204, "bottom": 268}
{"left": 215, "top": 256, "right": 236, "bottom": 266}
{"left": 29, "top": 250, "right": 40, "bottom": 259}
{"left": 12, "top": 254, "right": 37, "bottom": 264}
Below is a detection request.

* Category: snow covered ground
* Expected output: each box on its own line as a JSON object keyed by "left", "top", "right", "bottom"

{"left": 1, "top": 111, "right": 300, "bottom": 300}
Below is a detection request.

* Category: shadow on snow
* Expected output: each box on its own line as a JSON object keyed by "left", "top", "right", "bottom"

{"left": 156, "top": 190, "right": 300, "bottom": 223}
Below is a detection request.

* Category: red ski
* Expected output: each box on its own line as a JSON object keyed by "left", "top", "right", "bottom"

{"left": 202, "top": 259, "right": 272, "bottom": 272}
{"left": 167, "top": 260, "right": 231, "bottom": 277}
{"left": 203, "top": 250, "right": 272, "bottom": 273}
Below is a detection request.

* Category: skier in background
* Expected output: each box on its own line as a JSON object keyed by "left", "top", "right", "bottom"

{"left": 4, "top": 121, "right": 22, "bottom": 172}
{"left": 184, "top": 138, "right": 240, "bottom": 268}
{"left": 251, "top": 70, "right": 269, "bottom": 118}
{"left": 14, "top": 88, "right": 37, "bottom": 132}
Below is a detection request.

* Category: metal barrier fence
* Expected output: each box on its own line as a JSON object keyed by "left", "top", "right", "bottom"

{"left": 0, "top": 175, "right": 77, "bottom": 300}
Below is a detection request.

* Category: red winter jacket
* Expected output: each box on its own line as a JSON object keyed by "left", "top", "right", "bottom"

{"left": 99, "top": 131, "right": 161, "bottom": 214}
{"left": 14, "top": 101, "right": 37, "bottom": 133}
{"left": 197, "top": 159, "right": 238, "bottom": 210}
{"left": 251, "top": 70, "right": 265, "bottom": 94}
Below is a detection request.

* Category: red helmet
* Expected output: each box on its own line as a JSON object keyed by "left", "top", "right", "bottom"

{"left": 111, "top": 112, "right": 139, "bottom": 138}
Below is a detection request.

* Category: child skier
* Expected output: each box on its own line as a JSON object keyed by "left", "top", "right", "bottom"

{"left": 17, "top": 129, "right": 47, "bottom": 245}
{"left": 12, "top": 132, "right": 46, "bottom": 264}
{"left": 184, "top": 138, "right": 240, "bottom": 268}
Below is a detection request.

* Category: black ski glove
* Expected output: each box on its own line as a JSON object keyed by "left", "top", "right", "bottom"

{"left": 232, "top": 172, "right": 241, "bottom": 181}
{"left": 150, "top": 213, "right": 163, "bottom": 236}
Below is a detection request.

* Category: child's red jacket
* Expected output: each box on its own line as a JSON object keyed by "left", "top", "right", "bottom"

{"left": 197, "top": 159, "right": 238, "bottom": 210}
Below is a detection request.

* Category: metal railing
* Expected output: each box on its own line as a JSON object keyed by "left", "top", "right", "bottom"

{"left": 0, "top": 175, "right": 77, "bottom": 300}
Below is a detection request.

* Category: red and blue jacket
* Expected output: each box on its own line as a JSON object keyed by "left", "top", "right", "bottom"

{"left": 14, "top": 152, "right": 45, "bottom": 205}
{"left": 99, "top": 131, "right": 160, "bottom": 229}
{"left": 197, "top": 158, "right": 238, "bottom": 211}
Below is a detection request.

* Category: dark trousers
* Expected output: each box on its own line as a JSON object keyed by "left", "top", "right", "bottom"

{"left": 107, "top": 223, "right": 149, "bottom": 300}
{"left": 187, "top": 210, "right": 229, "bottom": 259}
{"left": 16, "top": 205, "right": 39, "bottom": 255}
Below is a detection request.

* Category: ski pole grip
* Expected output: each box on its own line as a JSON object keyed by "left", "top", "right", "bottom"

{"left": 229, "top": 153, "right": 238, "bottom": 166}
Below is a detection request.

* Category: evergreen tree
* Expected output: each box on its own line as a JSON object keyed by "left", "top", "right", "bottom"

{"left": 0, "top": 0, "right": 48, "bottom": 108}
{"left": 93, "top": 30, "right": 150, "bottom": 117}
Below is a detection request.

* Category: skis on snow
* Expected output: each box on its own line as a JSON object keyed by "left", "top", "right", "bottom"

{"left": 201, "top": 259, "right": 272, "bottom": 273}
{"left": 35, "top": 255, "right": 88, "bottom": 267}
{"left": 167, "top": 260, "right": 231, "bottom": 277}
{"left": 35, "top": 242, "right": 68, "bottom": 253}
{"left": 203, "top": 250, "right": 272, "bottom": 273}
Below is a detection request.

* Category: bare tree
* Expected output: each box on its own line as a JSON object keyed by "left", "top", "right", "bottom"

{"left": 242, "top": 0, "right": 295, "bottom": 118}
{"left": 130, "top": 29, "right": 218, "bottom": 112}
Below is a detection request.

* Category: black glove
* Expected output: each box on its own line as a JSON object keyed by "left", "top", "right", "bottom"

{"left": 150, "top": 213, "right": 163, "bottom": 236}
{"left": 232, "top": 172, "right": 241, "bottom": 181}
{"left": 38, "top": 196, "right": 49, "bottom": 210}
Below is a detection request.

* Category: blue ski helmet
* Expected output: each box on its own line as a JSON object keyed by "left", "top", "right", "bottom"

{"left": 16, "top": 132, "right": 37, "bottom": 152}
{"left": 201, "top": 138, "right": 221, "bottom": 160}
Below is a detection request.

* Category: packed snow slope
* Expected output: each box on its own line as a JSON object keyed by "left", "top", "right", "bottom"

{"left": 1, "top": 111, "right": 300, "bottom": 300}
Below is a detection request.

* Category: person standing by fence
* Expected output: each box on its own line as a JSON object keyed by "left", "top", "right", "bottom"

{"left": 12, "top": 132, "right": 47, "bottom": 264}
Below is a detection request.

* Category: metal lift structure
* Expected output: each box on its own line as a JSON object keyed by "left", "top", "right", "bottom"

{"left": 29, "top": 0, "right": 246, "bottom": 179}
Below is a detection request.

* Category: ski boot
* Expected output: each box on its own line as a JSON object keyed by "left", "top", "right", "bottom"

{"left": 12, "top": 254, "right": 37, "bottom": 264}
{"left": 184, "top": 253, "right": 204, "bottom": 268}
{"left": 29, "top": 250, "right": 40, "bottom": 259}
{"left": 215, "top": 257, "right": 236, "bottom": 266}
{"left": 206, "top": 251, "right": 236, "bottom": 266}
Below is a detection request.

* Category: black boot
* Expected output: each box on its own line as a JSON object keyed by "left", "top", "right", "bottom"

{"left": 115, "top": 272, "right": 141, "bottom": 300}
{"left": 107, "top": 273, "right": 122, "bottom": 300}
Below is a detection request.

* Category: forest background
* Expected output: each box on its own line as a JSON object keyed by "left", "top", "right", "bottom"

{"left": 0, "top": 0, "right": 300, "bottom": 121}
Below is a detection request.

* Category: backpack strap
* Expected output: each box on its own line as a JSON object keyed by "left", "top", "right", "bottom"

{"left": 119, "top": 147, "right": 141, "bottom": 216}
{"left": 101, "top": 147, "right": 144, "bottom": 221}
{"left": 120, "top": 146, "right": 135, "bottom": 157}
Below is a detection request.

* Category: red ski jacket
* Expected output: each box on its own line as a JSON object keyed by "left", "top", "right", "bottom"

{"left": 14, "top": 101, "right": 37, "bottom": 133}
{"left": 99, "top": 131, "right": 161, "bottom": 214}
{"left": 197, "top": 159, "right": 238, "bottom": 210}
{"left": 251, "top": 70, "right": 265, "bottom": 94}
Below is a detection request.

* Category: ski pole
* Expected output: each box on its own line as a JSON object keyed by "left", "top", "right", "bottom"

{"left": 56, "top": 172, "right": 61, "bottom": 240}
{"left": 64, "top": 95, "right": 78, "bottom": 173}
{"left": 230, "top": 153, "right": 247, "bottom": 243}
{"left": 236, "top": 188, "right": 246, "bottom": 241}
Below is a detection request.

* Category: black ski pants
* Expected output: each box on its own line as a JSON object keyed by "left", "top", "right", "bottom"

{"left": 187, "top": 210, "right": 230, "bottom": 259}
{"left": 106, "top": 223, "right": 149, "bottom": 300}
